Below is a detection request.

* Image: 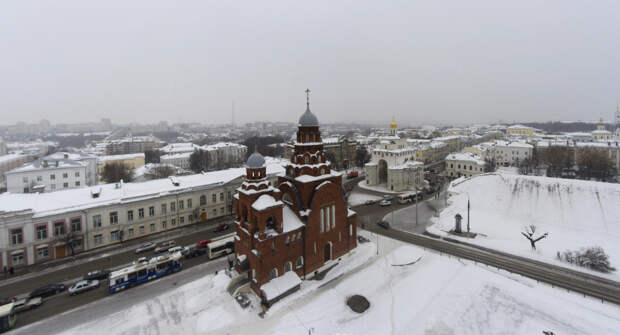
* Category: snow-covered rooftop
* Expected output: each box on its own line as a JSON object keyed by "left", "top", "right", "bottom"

{"left": 282, "top": 206, "right": 304, "bottom": 233}
{"left": 445, "top": 152, "right": 486, "bottom": 165}
{"left": 251, "top": 194, "right": 283, "bottom": 211}
{"left": 260, "top": 271, "right": 302, "bottom": 301}
{"left": 0, "top": 162, "right": 285, "bottom": 217}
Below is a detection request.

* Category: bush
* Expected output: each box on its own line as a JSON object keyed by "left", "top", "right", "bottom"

{"left": 557, "top": 247, "right": 616, "bottom": 273}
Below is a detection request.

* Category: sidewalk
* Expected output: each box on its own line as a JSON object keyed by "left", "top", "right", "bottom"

{"left": 0, "top": 216, "right": 232, "bottom": 287}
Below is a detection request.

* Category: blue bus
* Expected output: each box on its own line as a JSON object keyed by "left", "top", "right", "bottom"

{"left": 108, "top": 252, "right": 182, "bottom": 293}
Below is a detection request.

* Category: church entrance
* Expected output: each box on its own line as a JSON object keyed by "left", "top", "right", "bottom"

{"left": 378, "top": 159, "right": 388, "bottom": 184}
{"left": 324, "top": 242, "right": 332, "bottom": 262}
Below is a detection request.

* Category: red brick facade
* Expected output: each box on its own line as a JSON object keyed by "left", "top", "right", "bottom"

{"left": 234, "top": 105, "right": 357, "bottom": 300}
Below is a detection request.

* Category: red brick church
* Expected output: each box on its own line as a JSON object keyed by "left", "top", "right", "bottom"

{"left": 233, "top": 90, "right": 358, "bottom": 303}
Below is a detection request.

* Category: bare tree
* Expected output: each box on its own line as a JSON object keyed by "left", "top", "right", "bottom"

{"left": 63, "top": 231, "right": 79, "bottom": 257}
{"left": 521, "top": 225, "right": 548, "bottom": 250}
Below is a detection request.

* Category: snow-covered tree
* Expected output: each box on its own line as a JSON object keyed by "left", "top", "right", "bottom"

{"left": 521, "top": 225, "right": 548, "bottom": 250}
{"left": 557, "top": 247, "right": 616, "bottom": 273}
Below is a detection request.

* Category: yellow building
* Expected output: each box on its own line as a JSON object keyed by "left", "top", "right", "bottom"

{"left": 506, "top": 124, "right": 536, "bottom": 137}
{"left": 98, "top": 153, "right": 145, "bottom": 178}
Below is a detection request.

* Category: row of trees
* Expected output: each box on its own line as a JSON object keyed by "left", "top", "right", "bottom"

{"left": 517, "top": 146, "right": 616, "bottom": 182}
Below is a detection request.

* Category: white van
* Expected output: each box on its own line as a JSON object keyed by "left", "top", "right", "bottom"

{"left": 398, "top": 194, "right": 412, "bottom": 204}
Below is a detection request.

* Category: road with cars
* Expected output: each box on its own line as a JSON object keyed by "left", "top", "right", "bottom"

{"left": 2, "top": 221, "right": 234, "bottom": 331}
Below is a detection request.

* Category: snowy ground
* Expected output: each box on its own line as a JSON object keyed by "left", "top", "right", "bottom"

{"left": 25, "top": 231, "right": 620, "bottom": 335}
{"left": 427, "top": 172, "right": 620, "bottom": 279}
{"left": 347, "top": 191, "right": 382, "bottom": 206}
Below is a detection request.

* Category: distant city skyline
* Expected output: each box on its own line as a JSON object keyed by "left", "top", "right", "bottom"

{"left": 1, "top": 1, "right": 619, "bottom": 126}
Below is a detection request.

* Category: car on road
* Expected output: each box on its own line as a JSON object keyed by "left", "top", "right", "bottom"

{"left": 364, "top": 199, "right": 377, "bottom": 205}
{"left": 13, "top": 296, "right": 42, "bottom": 313}
{"left": 379, "top": 199, "right": 392, "bottom": 207}
{"left": 377, "top": 220, "right": 390, "bottom": 229}
{"left": 183, "top": 247, "right": 206, "bottom": 258}
{"left": 214, "top": 223, "right": 230, "bottom": 232}
{"left": 135, "top": 242, "right": 156, "bottom": 254}
{"left": 235, "top": 293, "right": 251, "bottom": 308}
{"left": 68, "top": 280, "right": 100, "bottom": 296}
{"left": 168, "top": 246, "right": 185, "bottom": 254}
{"left": 83, "top": 270, "right": 110, "bottom": 281}
{"left": 154, "top": 240, "right": 176, "bottom": 253}
{"left": 196, "top": 239, "right": 212, "bottom": 249}
{"left": 383, "top": 195, "right": 394, "bottom": 201}
{"left": 346, "top": 171, "right": 359, "bottom": 179}
{"left": 29, "top": 283, "right": 66, "bottom": 299}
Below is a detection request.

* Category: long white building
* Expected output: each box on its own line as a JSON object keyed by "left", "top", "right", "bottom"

{"left": 0, "top": 161, "right": 285, "bottom": 268}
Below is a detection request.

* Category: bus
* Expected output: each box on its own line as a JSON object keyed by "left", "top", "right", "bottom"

{"left": 207, "top": 236, "right": 235, "bottom": 259}
{"left": 108, "top": 252, "right": 182, "bottom": 294}
{"left": 0, "top": 302, "right": 16, "bottom": 333}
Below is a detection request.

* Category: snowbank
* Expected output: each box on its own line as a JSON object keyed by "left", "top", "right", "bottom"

{"left": 43, "top": 235, "right": 620, "bottom": 334}
{"left": 428, "top": 173, "right": 620, "bottom": 279}
{"left": 347, "top": 191, "right": 381, "bottom": 206}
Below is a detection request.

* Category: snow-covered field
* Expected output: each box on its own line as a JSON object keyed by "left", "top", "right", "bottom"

{"left": 347, "top": 191, "right": 382, "bottom": 206}
{"left": 47, "top": 232, "right": 619, "bottom": 335}
{"left": 428, "top": 173, "right": 620, "bottom": 279}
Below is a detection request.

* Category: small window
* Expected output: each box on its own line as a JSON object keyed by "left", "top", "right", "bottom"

{"left": 161, "top": 204, "right": 167, "bottom": 214}
{"left": 187, "top": 199, "right": 192, "bottom": 208}
{"left": 94, "top": 234, "right": 103, "bottom": 245}
{"left": 285, "top": 261, "right": 292, "bottom": 272}
{"left": 127, "top": 210, "right": 134, "bottom": 221}
{"left": 149, "top": 206, "right": 155, "bottom": 216}
{"left": 269, "top": 268, "right": 278, "bottom": 279}
{"left": 150, "top": 224, "right": 155, "bottom": 232}
{"left": 139, "top": 226, "right": 145, "bottom": 234}
{"left": 110, "top": 212, "right": 118, "bottom": 224}
{"left": 296, "top": 256, "right": 304, "bottom": 268}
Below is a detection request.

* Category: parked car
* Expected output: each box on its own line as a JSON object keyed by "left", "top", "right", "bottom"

{"left": 154, "top": 241, "right": 176, "bottom": 253}
{"left": 83, "top": 270, "right": 110, "bottom": 281}
{"left": 68, "top": 280, "right": 100, "bottom": 296}
{"left": 196, "top": 239, "right": 212, "bottom": 249}
{"left": 383, "top": 195, "right": 394, "bottom": 201}
{"left": 379, "top": 199, "right": 392, "bottom": 207}
{"left": 364, "top": 199, "right": 377, "bottom": 205}
{"left": 13, "top": 296, "right": 42, "bottom": 313}
{"left": 377, "top": 220, "right": 390, "bottom": 229}
{"left": 135, "top": 242, "right": 156, "bottom": 254}
{"left": 214, "top": 223, "right": 230, "bottom": 232}
{"left": 29, "top": 283, "right": 66, "bottom": 299}
{"left": 168, "top": 246, "right": 185, "bottom": 254}
{"left": 235, "top": 293, "right": 251, "bottom": 308}
{"left": 183, "top": 247, "right": 206, "bottom": 259}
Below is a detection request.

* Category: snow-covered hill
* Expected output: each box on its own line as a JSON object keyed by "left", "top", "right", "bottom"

{"left": 428, "top": 173, "right": 620, "bottom": 278}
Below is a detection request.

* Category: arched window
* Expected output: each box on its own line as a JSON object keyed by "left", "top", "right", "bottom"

{"left": 266, "top": 216, "right": 277, "bottom": 231}
{"left": 200, "top": 195, "right": 206, "bottom": 206}
{"left": 269, "top": 268, "right": 278, "bottom": 279}
{"left": 331, "top": 205, "right": 336, "bottom": 229}
{"left": 296, "top": 256, "right": 304, "bottom": 268}
{"left": 320, "top": 208, "right": 324, "bottom": 233}
{"left": 305, "top": 156, "right": 309, "bottom": 164}
{"left": 325, "top": 206, "right": 330, "bottom": 231}
{"left": 285, "top": 261, "right": 292, "bottom": 272}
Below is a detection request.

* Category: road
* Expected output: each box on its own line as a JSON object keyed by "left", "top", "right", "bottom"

{"left": 11, "top": 258, "right": 228, "bottom": 335}
{"left": 365, "top": 223, "right": 620, "bottom": 305}
{"left": 4, "top": 221, "right": 234, "bottom": 331}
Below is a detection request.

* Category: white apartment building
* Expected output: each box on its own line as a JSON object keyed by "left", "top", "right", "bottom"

{"left": 45, "top": 152, "right": 98, "bottom": 186}
{"left": 160, "top": 142, "right": 202, "bottom": 155}
{"left": 491, "top": 141, "right": 533, "bottom": 166}
{"left": 445, "top": 152, "right": 486, "bottom": 178}
{"left": 0, "top": 154, "right": 30, "bottom": 189}
{"left": 160, "top": 152, "right": 192, "bottom": 170}
{"left": 5, "top": 160, "right": 87, "bottom": 193}
{"left": 0, "top": 161, "right": 285, "bottom": 268}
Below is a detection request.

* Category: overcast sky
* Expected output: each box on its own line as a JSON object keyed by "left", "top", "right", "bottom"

{"left": 1, "top": 1, "right": 619, "bottom": 126}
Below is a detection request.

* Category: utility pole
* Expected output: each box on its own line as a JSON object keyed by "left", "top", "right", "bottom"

{"left": 467, "top": 196, "right": 470, "bottom": 233}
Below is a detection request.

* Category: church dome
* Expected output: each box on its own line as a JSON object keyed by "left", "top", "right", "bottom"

{"left": 390, "top": 121, "right": 398, "bottom": 129}
{"left": 299, "top": 108, "right": 319, "bottom": 126}
{"left": 246, "top": 151, "right": 265, "bottom": 168}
